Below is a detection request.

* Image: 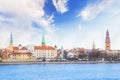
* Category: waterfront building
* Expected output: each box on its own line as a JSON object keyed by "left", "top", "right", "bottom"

{"left": 7, "top": 33, "right": 34, "bottom": 60}
{"left": 6, "top": 32, "right": 57, "bottom": 60}
{"left": 56, "top": 49, "right": 62, "bottom": 59}
{"left": 105, "top": 30, "right": 111, "bottom": 51}
{"left": 28, "top": 33, "right": 57, "bottom": 60}
{"left": 67, "top": 52, "right": 74, "bottom": 58}
{"left": 65, "top": 48, "right": 88, "bottom": 60}
{"left": 9, "top": 52, "right": 33, "bottom": 60}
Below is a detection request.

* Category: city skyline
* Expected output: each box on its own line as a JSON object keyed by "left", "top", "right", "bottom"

{"left": 0, "top": 0, "right": 120, "bottom": 49}
{"left": 0, "top": 30, "right": 112, "bottom": 50}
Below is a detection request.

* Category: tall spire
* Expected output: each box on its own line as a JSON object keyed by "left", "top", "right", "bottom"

{"left": 92, "top": 41, "right": 95, "bottom": 51}
{"left": 105, "top": 30, "right": 111, "bottom": 51}
{"left": 9, "top": 32, "right": 13, "bottom": 50}
{"left": 10, "top": 32, "right": 13, "bottom": 45}
{"left": 106, "top": 29, "right": 109, "bottom": 37}
{"left": 41, "top": 33, "right": 45, "bottom": 46}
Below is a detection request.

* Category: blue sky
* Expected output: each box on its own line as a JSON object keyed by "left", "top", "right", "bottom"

{"left": 0, "top": 0, "right": 120, "bottom": 49}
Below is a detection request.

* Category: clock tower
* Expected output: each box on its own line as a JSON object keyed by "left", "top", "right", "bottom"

{"left": 105, "top": 30, "right": 111, "bottom": 51}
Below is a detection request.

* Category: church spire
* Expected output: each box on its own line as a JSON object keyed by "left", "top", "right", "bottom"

{"left": 10, "top": 32, "right": 13, "bottom": 45}
{"left": 105, "top": 30, "right": 111, "bottom": 51}
{"left": 92, "top": 41, "right": 95, "bottom": 51}
{"left": 41, "top": 33, "right": 45, "bottom": 46}
{"left": 106, "top": 29, "right": 109, "bottom": 37}
{"left": 9, "top": 32, "right": 13, "bottom": 50}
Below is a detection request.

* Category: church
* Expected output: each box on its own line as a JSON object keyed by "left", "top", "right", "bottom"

{"left": 105, "top": 30, "right": 111, "bottom": 51}
{"left": 27, "top": 33, "right": 57, "bottom": 60}
{"left": 7, "top": 32, "right": 57, "bottom": 60}
{"left": 7, "top": 32, "right": 33, "bottom": 60}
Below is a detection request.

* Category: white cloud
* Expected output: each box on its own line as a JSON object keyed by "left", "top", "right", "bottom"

{"left": 50, "top": 0, "right": 120, "bottom": 49}
{"left": 58, "top": 0, "right": 120, "bottom": 50}
{"left": 0, "top": 0, "right": 55, "bottom": 48}
{"left": 75, "top": 0, "right": 120, "bottom": 50}
{"left": 78, "top": 0, "right": 114, "bottom": 20}
{"left": 52, "top": 0, "right": 68, "bottom": 14}
{"left": 51, "top": 0, "right": 120, "bottom": 50}
{"left": 0, "top": 0, "right": 55, "bottom": 32}
{"left": 0, "top": 0, "right": 120, "bottom": 50}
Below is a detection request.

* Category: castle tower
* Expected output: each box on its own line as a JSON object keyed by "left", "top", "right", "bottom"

{"left": 105, "top": 30, "right": 111, "bottom": 51}
{"left": 9, "top": 32, "right": 13, "bottom": 50}
{"left": 41, "top": 33, "right": 45, "bottom": 46}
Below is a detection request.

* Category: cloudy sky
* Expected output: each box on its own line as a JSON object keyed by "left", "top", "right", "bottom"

{"left": 0, "top": 0, "right": 120, "bottom": 49}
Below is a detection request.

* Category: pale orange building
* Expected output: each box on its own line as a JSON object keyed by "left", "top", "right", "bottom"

{"left": 9, "top": 52, "right": 32, "bottom": 60}
{"left": 7, "top": 33, "right": 34, "bottom": 60}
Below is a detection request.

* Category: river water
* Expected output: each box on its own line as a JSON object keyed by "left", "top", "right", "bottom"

{"left": 0, "top": 63, "right": 120, "bottom": 80}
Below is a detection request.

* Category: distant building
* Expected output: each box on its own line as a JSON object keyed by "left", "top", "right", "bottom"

{"left": 9, "top": 52, "right": 33, "bottom": 60}
{"left": 6, "top": 32, "right": 57, "bottom": 60}
{"left": 105, "top": 30, "right": 111, "bottom": 51}
{"left": 28, "top": 33, "right": 57, "bottom": 60}
{"left": 67, "top": 52, "right": 74, "bottom": 58}
{"left": 59, "top": 46, "right": 64, "bottom": 59}
{"left": 67, "top": 48, "right": 88, "bottom": 59}
{"left": 7, "top": 32, "right": 34, "bottom": 60}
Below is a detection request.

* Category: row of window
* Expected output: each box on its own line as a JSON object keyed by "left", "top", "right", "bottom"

{"left": 34, "top": 50, "right": 55, "bottom": 53}
{"left": 11, "top": 56, "right": 31, "bottom": 59}
{"left": 37, "top": 54, "right": 54, "bottom": 56}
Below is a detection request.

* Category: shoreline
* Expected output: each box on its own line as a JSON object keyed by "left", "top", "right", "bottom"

{"left": 0, "top": 61, "right": 120, "bottom": 65}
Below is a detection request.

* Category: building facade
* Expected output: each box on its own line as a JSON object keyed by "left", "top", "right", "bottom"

{"left": 7, "top": 33, "right": 34, "bottom": 60}
{"left": 28, "top": 33, "right": 57, "bottom": 60}
{"left": 33, "top": 45, "right": 57, "bottom": 59}
{"left": 9, "top": 52, "right": 32, "bottom": 60}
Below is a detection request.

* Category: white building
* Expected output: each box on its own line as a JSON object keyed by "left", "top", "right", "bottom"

{"left": 33, "top": 45, "right": 57, "bottom": 59}
{"left": 27, "top": 33, "right": 57, "bottom": 60}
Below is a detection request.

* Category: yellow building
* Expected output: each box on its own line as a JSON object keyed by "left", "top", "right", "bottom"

{"left": 7, "top": 33, "right": 34, "bottom": 60}
{"left": 9, "top": 52, "right": 32, "bottom": 60}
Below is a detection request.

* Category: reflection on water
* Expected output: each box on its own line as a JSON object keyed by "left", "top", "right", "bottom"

{"left": 0, "top": 64, "right": 120, "bottom": 80}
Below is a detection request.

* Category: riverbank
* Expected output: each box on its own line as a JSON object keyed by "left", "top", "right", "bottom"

{"left": 0, "top": 60, "right": 120, "bottom": 65}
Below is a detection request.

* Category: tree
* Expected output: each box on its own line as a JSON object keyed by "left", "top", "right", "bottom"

{"left": 63, "top": 50, "right": 68, "bottom": 59}
{"left": 78, "top": 52, "right": 88, "bottom": 60}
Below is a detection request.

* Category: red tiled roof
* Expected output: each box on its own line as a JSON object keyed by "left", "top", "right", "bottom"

{"left": 13, "top": 46, "right": 27, "bottom": 51}
{"left": 35, "top": 46, "right": 55, "bottom": 50}
{"left": 13, "top": 46, "right": 19, "bottom": 51}
{"left": 20, "top": 46, "right": 27, "bottom": 50}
